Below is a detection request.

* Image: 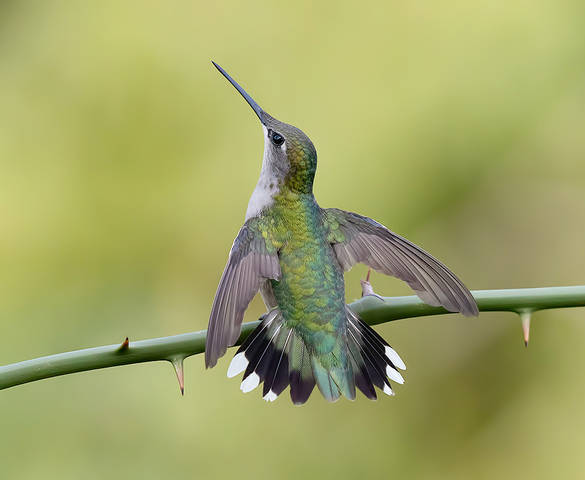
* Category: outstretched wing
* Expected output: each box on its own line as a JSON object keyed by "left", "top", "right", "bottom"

{"left": 323, "top": 209, "right": 478, "bottom": 316}
{"left": 205, "top": 218, "right": 281, "bottom": 368}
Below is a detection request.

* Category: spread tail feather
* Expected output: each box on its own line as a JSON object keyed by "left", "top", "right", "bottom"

{"left": 346, "top": 307, "right": 405, "bottom": 398}
{"left": 226, "top": 307, "right": 406, "bottom": 404}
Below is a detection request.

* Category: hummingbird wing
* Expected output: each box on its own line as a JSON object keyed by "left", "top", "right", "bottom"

{"left": 323, "top": 209, "right": 478, "bottom": 316}
{"left": 205, "top": 217, "right": 281, "bottom": 368}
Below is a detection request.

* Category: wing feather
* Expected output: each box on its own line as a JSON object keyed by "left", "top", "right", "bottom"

{"left": 324, "top": 209, "right": 478, "bottom": 316}
{"left": 205, "top": 219, "right": 281, "bottom": 368}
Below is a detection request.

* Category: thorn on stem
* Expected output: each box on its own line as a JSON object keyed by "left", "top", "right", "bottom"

{"left": 171, "top": 357, "right": 185, "bottom": 396}
{"left": 117, "top": 337, "right": 130, "bottom": 352}
{"left": 520, "top": 312, "right": 531, "bottom": 348}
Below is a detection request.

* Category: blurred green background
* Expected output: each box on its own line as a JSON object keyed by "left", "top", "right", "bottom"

{"left": 1, "top": 1, "right": 584, "bottom": 478}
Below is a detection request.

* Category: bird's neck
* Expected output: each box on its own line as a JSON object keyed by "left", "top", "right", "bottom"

{"left": 245, "top": 174, "right": 316, "bottom": 221}
{"left": 245, "top": 148, "right": 316, "bottom": 220}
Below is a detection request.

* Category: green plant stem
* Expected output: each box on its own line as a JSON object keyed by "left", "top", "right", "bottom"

{"left": 0, "top": 286, "right": 583, "bottom": 391}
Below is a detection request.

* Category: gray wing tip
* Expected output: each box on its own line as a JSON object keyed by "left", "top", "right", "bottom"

{"left": 455, "top": 285, "right": 479, "bottom": 317}
{"left": 204, "top": 339, "right": 227, "bottom": 369}
{"left": 419, "top": 288, "right": 479, "bottom": 317}
{"left": 462, "top": 299, "right": 480, "bottom": 317}
{"left": 204, "top": 349, "right": 218, "bottom": 369}
{"left": 449, "top": 293, "right": 479, "bottom": 317}
{"left": 205, "top": 359, "right": 216, "bottom": 369}
{"left": 449, "top": 291, "right": 479, "bottom": 317}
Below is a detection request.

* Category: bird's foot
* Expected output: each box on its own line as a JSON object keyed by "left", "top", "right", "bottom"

{"left": 360, "top": 269, "right": 385, "bottom": 302}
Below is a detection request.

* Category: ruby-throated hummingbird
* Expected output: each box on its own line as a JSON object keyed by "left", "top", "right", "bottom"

{"left": 206, "top": 62, "right": 478, "bottom": 404}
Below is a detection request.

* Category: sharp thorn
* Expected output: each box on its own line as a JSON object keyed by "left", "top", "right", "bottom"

{"left": 520, "top": 312, "right": 531, "bottom": 348}
{"left": 171, "top": 357, "right": 185, "bottom": 396}
{"left": 117, "top": 337, "right": 129, "bottom": 352}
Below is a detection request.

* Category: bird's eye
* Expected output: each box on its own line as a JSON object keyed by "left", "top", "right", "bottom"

{"left": 271, "top": 132, "right": 284, "bottom": 146}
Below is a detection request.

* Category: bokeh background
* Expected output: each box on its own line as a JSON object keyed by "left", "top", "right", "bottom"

{"left": 1, "top": 1, "right": 584, "bottom": 478}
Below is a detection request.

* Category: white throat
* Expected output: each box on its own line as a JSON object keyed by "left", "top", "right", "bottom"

{"left": 245, "top": 126, "right": 283, "bottom": 220}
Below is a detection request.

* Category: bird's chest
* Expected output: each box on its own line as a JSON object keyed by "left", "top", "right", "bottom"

{"left": 271, "top": 217, "right": 345, "bottom": 325}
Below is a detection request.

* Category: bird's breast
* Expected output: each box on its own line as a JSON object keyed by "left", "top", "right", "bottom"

{"left": 272, "top": 224, "right": 346, "bottom": 331}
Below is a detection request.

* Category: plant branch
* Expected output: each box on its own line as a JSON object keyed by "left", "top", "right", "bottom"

{"left": 0, "top": 286, "right": 583, "bottom": 392}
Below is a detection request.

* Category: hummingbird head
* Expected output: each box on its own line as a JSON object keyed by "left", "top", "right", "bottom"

{"left": 213, "top": 62, "right": 317, "bottom": 195}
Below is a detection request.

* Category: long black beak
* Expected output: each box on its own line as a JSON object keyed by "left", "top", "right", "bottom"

{"left": 212, "top": 61, "right": 265, "bottom": 124}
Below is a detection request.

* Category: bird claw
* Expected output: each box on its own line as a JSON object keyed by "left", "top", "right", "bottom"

{"left": 365, "top": 292, "right": 385, "bottom": 302}
{"left": 360, "top": 269, "right": 384, "bottom": 301}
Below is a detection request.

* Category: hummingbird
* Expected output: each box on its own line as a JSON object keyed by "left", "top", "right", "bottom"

{"left": 205, "top": 62, "right": 478, "bottom": 404}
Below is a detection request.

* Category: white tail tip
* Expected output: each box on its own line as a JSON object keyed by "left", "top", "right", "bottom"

{"left": 227, "top": 352, "right": 249, "bottom": 378}
{"left": 385, "top": 345, "right": 406, "bottom": 370}
{"left": 240, "top": 372, "right": 260, "bottom": 393}
{"left": 383, "top": 384, "right": 395, "bottom": 396}
{"left": 263, "top": 390, "right": 278, "bottom": 402}
{"left": 386, "top": 365, "right": 405, "bottom": 384}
